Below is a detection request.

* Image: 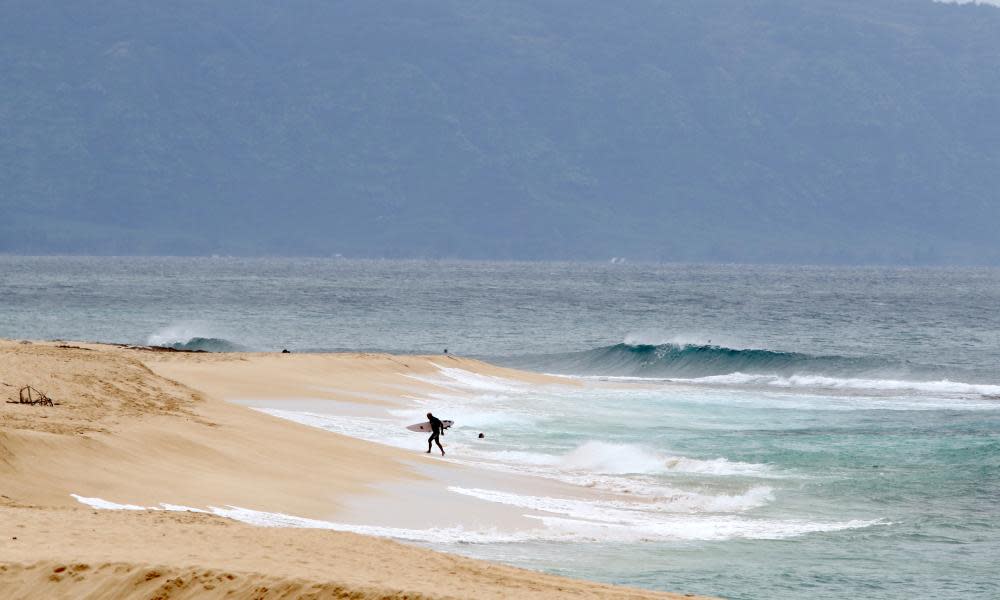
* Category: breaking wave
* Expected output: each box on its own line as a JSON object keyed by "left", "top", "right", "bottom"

{"left": 157, "top": 336, "right": 245, "bottom": 352}
{"left": 554, "top": 441, "right": 770, "bottom": 476}
{"left": 147, "top": 324, "right": 246, "bottom": 352}
{"left": 524, "top": 342, "right": 887, "bottom": 378}
{"left": 673, "top": 373, "right": 1000, "bottom": 397}
{"left": 499, "top": 341, "right": 1000, "bottom": 399}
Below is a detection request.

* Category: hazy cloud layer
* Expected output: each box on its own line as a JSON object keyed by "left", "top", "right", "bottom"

{"left": 935, "top": 0, "right": 1000, "bottom": 6}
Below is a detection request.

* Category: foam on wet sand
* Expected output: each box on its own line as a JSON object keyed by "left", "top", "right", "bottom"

{"left": 0, "top": 339, "right": 706, "bottom": 599}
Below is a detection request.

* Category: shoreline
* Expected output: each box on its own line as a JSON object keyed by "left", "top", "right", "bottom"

{"left": 0, "top": 338, "right": 709, "bottom": 599}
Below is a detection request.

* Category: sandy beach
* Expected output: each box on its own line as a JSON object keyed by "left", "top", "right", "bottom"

{"left": 0, "top": 339, "right": 706, "bottom": 599}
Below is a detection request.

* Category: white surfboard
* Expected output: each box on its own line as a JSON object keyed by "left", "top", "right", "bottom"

{"left": 406, "top": 419, "right": 453, "bottom": 432}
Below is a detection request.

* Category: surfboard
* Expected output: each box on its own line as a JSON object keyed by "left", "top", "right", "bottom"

{"left": 406, "top": 419, "right": 453, "bottom": 432}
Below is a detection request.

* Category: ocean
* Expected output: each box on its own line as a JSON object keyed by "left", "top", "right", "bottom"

{"left": 2, "top": 256, "right": 998, "bottom": 599}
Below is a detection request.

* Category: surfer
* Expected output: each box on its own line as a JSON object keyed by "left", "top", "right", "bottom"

{"left": 426, "top": 412, "right": 445, "bottom": 456}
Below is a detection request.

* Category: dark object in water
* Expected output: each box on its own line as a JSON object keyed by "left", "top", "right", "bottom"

{"left": 282, "top": 349, "right": 291, "bottom": 354}
{"left": 478, "top": 432, "right": 485, "bottom": 439}
{"left": 9, "top": 386, "right": 57, "bottom": 406}
{"left": 443, "top": 348, "right": 448, "bottom": 354}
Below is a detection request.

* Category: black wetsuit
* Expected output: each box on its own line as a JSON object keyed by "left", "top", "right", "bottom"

{"left": 427, "top": 415, "right": 445, "bottom": 455}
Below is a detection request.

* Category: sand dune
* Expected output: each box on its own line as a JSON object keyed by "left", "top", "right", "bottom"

{"left": 1, "top": 503, "right": 698, "bottom": 600}
{"left": 0, "top": 339, "right": 706, "bottom": 599}
{"left": 0, "top": 341, "right": 418, "bottom": 515}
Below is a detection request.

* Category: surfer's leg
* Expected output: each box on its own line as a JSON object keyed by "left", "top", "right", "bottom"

{"left": 427, "top": 432, "right": 434, "bottom": 453}
{"left": 435, "top": 436, "right": 445, "bottom": 456}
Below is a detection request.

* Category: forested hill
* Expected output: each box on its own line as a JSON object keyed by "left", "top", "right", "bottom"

{"left": 3, "top": 1, "right": 1000, "bottom": 263}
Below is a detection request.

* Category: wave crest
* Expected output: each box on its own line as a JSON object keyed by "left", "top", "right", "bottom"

{"left": 678, "top": 372, "right": 1000, "bottom": 396}
{"left": 160, "top": 336, "right": 244, "bottom": 352}
{"left": 554, "top": 441, "right": 769, "bottom": 477}
{"left": 526, "top": 341, "right": 879, "bottom": 378}
{"left": 147, "top": 323, "right": 246, "bottom": 352}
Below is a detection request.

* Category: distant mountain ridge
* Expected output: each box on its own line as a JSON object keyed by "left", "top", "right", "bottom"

{"left": 2, "top": 0, "right": 999, "bottom": 263}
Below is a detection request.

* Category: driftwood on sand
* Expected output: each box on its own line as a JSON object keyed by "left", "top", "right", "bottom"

{"left": 9, "top": 385, "right": 57, "bottom": 406}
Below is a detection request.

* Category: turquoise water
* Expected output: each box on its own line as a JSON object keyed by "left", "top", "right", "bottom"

{"left": 2, "top": 257, "right": 998, "bottom": 598}
{"left": 436, "top": 380, "right": 999, "bottom": 599}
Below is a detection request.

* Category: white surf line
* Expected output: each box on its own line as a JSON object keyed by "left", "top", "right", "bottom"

{"left": 592, "top": 371, "right": 1000, "bottom": 399}
{"left": 404, "top": 364, "right": 548, "bottom": 395}
{"left": 71, "top": 494, "right": 149, "bottom": 511}
{"left": 525, "top": 513, "right": 885, "bottom": 542}
{"left": 72, "top": 493, "right": 885, "bottom": 543}
{"left": 447, "top": 485, "right": 776, "bottom": 516}
{"left": 70, "top": 494, "right": 542, "bottom": 544}
{"left": 446, "top": 486, "right": 882, "bottom": 541}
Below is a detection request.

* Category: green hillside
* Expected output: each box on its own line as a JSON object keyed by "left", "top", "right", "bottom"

{"left": 2, "top": 0, "right": 999, "bottom": 263}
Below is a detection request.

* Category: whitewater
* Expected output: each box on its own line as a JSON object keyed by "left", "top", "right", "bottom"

{"left": 3, "top": 257, "right": 1000, "bottom": 599}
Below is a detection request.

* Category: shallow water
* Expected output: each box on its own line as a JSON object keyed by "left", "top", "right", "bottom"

{"left": 286, "top": 367, "right": 997, "bottom": 600}
{"left": 4, "top": 257, "right": 999, "bottom": 599}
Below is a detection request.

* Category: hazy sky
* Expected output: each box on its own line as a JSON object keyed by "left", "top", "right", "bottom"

{"left": 937, "top": 0, "right": 1000, "bottom": 5}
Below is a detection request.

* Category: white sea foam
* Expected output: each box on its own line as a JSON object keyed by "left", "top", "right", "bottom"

{"left": 576, "top": 373, "right": 1000, "bottom": 408}
{"left": 406, "top": 365, "right": 531, "bottom": 394}
{"left": 244, "top": 364, "right": 873, "bottom": 546}
{"left": 447, "top": 444, "right": 779, "bottom": 502}
{"left": 558, "top": 441, "right": 664, "bottom": 473}
{"left": 146, "top": 322, "right": 217, "bottom": 346}
{"left": 459, "top": 442, "right": 770, "bottom": 479}
{"left": 71, "top": 494, "right": 147, "bottom": 510}
{"left": 683, "top": 372, "right": 1000, "bottom": 395}
{"left": 449, "top": 485, "right": 774, "bottom": 516}
{"left": 477, "top": 449, "right": 564, "bottom": 466}
{"left": 203, "top": 506, "right": 541, "bottom": 544}
{"left": 72, "top": 495, "right": 211, "bottom": 513}
{"left": 72, "top": 494, "right": 541, "bottom": 543}
{"left": 552, "top": 441, "right": 770, "bottom": 477}
{"left": 530, "top": 514, "right": 882, "bottom": 542}
{"left": 255, "top": 404, "right": 775, "bottom": 505}
{"left": 73, "top": 493, "right": 876, "bottom": 543}
{"left": 254, "top": 408, "right": 416, "bottom": 450}
{"left": 387, "top": 407, "right": 537, "bottom": 429}
{"left": 159, "top": 503, "right": 209, "bottom": 513}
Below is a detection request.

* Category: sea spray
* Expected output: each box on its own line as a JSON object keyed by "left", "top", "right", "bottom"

{"left": 147, "top": 322, "right": 246, "bottom": 352}
{"left": 556, "top": 441, "right": 770, "bottom": 476}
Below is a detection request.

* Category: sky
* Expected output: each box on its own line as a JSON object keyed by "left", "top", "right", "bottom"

{"left": 936, "top": 1, "right": 1000, "bottom": 5}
